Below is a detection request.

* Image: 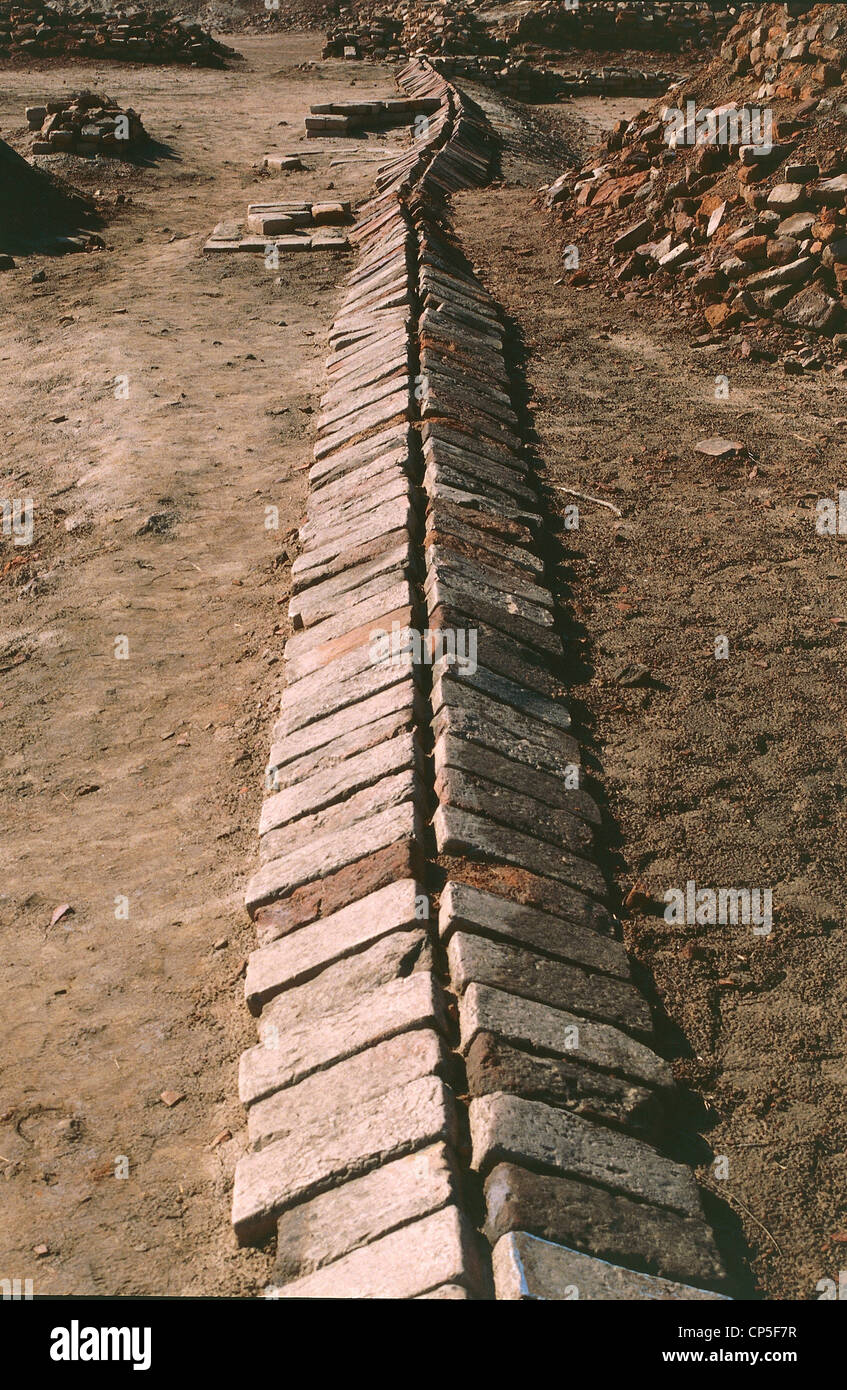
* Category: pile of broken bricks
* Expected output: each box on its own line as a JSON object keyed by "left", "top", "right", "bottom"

{"left": 204, "top": 200, "right": 352, "bottom": 255}
{"left": 0, "top": 2, "right": 232, "bottom": 66}
{"left": 542, "top": 4, "right": 847, "bottom": 367}
{"left": 27, "top": 92, "right": 146, "bottom": 157}
{"left": 230, "top": 57, "right": 733, "bottom": 1301}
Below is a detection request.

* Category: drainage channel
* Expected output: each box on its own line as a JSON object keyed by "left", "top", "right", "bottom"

{"left": 230, "top": 58, "right": 732, "bottom": 1301}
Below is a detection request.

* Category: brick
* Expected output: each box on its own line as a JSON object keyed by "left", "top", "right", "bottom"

{"left": 268, "top": 681, "right": 422, "bottom": 778}
{"left": 274, "top": 1142, "right": 456, "bottom": 1283}
{"left": 292, "top": 526, "right": 410, "bottom": 595}
{"left": 260, "top": 769, "right": 420, "bottom": 863}
{"left": 484, "top": 1165, "right": 726, "bottom": 1291}
{"left": 426, "top": 575, "right": 558, "bottom": 654}
{"left": 470, "top": 1093, "right": 702, "bottom": 1216}
{"left": 425, "top": 552, "right": 554, "bottom": 623}
{"left": 254, "top": 838, "right": 425, "bottom": 945}
{"left": 492, "top": 1232, "right": 729, "bottom": 1301}
{"left": 239, "top": 970, "right": 446, "bottom": 1105}
{"left": 434, "top": 806, "right": 606, "bottom": 901}
{"left": 278, "top": 649, "right": 417, "bottom": 737}
{"left": 232, "top": 1076, "right": 457, "bottom": 1243}
{"left": 245, "top": 877, "right": 425, "bottom": 1013}
{"left": 293, "top": 497, "right": 414, "bottom": 576}
{"left": 435, "top": 765, "right": 593, "bottom": 856}
{"left": 431, "top": 658, "right": 570, "bottom": 731}
{"left": 289, "top": 550, "right": 413, "bottom": 630}
{"left": 261, "top": 734, "right": 420, "bottom": 835}
{"left": 439, "top": 881, "right": 627, "bottom": 978}
{"left": 433, "top": 728, "right": 601, "bottom": 827}
{"left": 448, "top": 932, "right": 651, "bottom": 1037}
{"left": 466, "top": 1033, "right": 662, "bottom": 1136}
{"left": 266, "top": 1206, "right": 486, "bottom": 1298}
{"left": 246, "top": 800, "right": 425, "bottom": 914}
{"left": 458, "top": 983, "right": 672, "bottom": 1088}
{"left": 251, "top": 1028, "right": 446, "bottom": 1148}
{"left": 432, "top": 686, "right": 581, "bottom": 766}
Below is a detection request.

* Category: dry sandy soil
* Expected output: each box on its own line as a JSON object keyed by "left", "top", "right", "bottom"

{"left": 453, "top": 88, "right": 847, "bottom": 1298}
{"left": 1, "top": 38, "right": 844, "bottom": 1301}
{"left": 0, "top": 33, "right": 413, "bottom": 1297}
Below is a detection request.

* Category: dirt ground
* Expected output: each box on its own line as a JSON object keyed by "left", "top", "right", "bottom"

{"left": 454, "top": 139, "right": 847, "bottom": 1299}
{"left": 0, "top": 34, "right": 412, "bottom": 1296}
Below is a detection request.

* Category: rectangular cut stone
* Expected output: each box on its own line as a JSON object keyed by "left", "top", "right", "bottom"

{"left": 434, "top": 730, "right": 601, "bottom": 827}
{"left": 470, "top": 1094, "right": 701, "bottom": 1217}
{"left": 238, "top": 969, "right": 445, "bottom": 1106}
{"left": 466, "top": 1033, "right": 662, "bottom": 1136}
{"left": 484, "top": 1166, "right": 727, "bottom": 1292}
{"left": 434, "top": 806, "right": 606, "bottom": 901}
{"left": 448, "top": 933, "right": 651, "bottom": 1038}
{"left": 435, "top": 765, "right": 593, "bottom": 856}
{"left": 246, "top": 801, "right": 424, "bottom": 914}
{"left": 267, "top": 1206, "right": 484, "bottom": 1298}
{"left": 261, "top": 735, "right": 420, "bottom": 835}
{"left": 245, "top": 877, "right": 424, "bottom": 1013}
{"left": 459, "top": 983, "right": 672, "bottom": 1089}
{"left": 274, "top": 1143, "right": 455, "bottom": 1284}
{"left": 232, "top": 1076, "right": 457, "bottom": 1243}
{"left": 492, "top": 1232, "right": 729, "bottom": 1301}
{"left": 439, "top": 882, "right": 628, "bottom": 978}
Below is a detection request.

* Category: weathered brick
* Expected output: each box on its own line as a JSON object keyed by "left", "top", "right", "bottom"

{"left": 439, "top": 881, "right": 626, "bottom": 977}
{"left": 232, "top": 1076, "right": 458, "bottom": 1243}
{"left": 458, "top": 983, "right": 672, "bottom": 1088}
{"left": 434, "top": 806, "right": 606, "bottom": 901}
{"left": 274, "top": 1142, "right": 457, "bottom": 1283}
{"left": 448, "top": 932, "right": 651, "bottom": 1038}
{"left": 267, "top": 1206, "right": 486, "bottom": 1298}
{"left": 485, "top": 1165, "right": 727, "bottom": 1291}
{"left": 245, "top": 877, "right": 425, "bottom": 1013}
{"left": 239, "top": 970, "right": 445, "bottom": 1105}
{"left": 470, "top": 1093, "right": 702, "bottom": 1217}
{"left": 492, "top": 1232, "right": 729, "bottom": 1301}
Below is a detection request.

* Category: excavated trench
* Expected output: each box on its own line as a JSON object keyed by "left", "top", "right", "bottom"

{"left": 229, "top": 58, "right": 737, "bottom": 1301}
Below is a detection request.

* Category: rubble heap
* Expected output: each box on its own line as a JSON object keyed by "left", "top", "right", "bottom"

{"left": 0, "top": 4, "right": 233, "bottom": 67}
{"left": 432, "top": 54, "right": 683, "bottom": 101}
{"left": 542, "top": 3, "right": 847, "bottom": 366}
{"left": 506, "top": 1, "right": 761, "bottom": 54}
{"left": 325, "top": 1, "right": 504, "bottom": 60}
{"left": 27, "top": 92, "right": 146, "bottom": 156}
